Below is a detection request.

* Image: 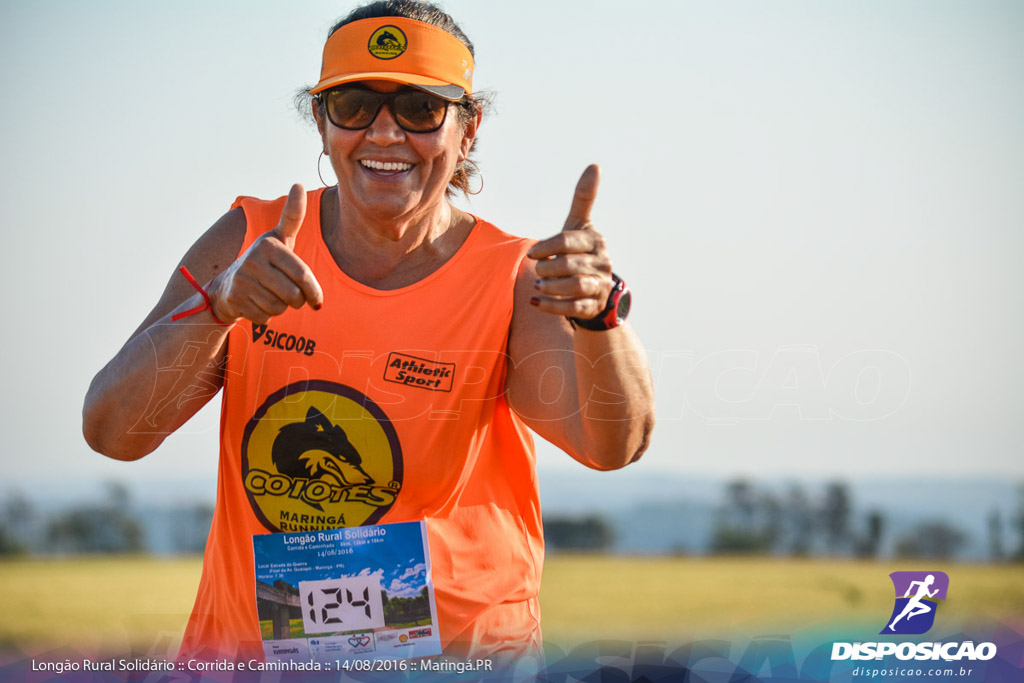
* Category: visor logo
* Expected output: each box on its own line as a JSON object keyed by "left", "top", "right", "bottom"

{"left": 368, "top": 25, "right": 408, "bottom": 60}
{"left": 241, "top": 380, "right": 403, "bottom": 532}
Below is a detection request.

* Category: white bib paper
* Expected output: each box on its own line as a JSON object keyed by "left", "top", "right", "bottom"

{"left": 252, "top": 520, "right": 442, "bottom": 664}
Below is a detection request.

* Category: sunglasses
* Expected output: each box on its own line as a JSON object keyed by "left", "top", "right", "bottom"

{"left": 319, "top": 86, "right": 451, "bottom": 133}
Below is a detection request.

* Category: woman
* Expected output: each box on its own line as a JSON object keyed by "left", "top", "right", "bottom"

{"left": 83, "top": 0, "right": 654, "bottom": 666}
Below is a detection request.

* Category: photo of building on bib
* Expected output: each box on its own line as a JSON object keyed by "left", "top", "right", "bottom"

{"left": 252, "top": 520, "right": 441, "bottom": 663}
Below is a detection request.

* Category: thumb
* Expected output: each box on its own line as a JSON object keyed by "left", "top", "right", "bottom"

{"left": 272, "top": 183, "right": 307, "bottom": 247}
{"left": 562, "top": 164, "right": 600, "bottom": 232}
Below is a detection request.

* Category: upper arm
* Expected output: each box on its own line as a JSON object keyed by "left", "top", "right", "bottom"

{"left": 83, "top": 207, "right": 249, "bottom": 459}
{"left": 127, "top": 207, "right": 248, "bottom": 341}
{"left": 506, "top": 255, "right": 584, "bottom": 457}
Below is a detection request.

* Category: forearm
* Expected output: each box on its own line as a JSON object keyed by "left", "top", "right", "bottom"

{"left": 83, "top": 295, "right": 230, "bottom": 460}
{"left": 570, "top": 323, "right": 655, "bottom": 469}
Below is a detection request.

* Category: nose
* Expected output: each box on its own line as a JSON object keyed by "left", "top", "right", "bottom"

{"left": 364, "top": 103, "right": 405, "bottom": 145}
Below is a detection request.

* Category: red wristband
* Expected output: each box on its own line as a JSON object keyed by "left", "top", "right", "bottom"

{"left": 171, "top": 266, "right": 231, "bottom": 326}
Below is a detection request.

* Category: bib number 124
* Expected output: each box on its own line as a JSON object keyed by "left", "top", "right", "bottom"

{"left": 297, "top": 576, "right": 385, "bottom": 634}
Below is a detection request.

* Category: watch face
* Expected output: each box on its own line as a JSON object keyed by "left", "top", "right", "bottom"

{"left": 615, "top": 289, "right": 632, "bottom": 322}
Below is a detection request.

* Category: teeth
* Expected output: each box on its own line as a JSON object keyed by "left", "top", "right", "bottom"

{"left": 361, "top": 160, "right": 412, "bottom": 172}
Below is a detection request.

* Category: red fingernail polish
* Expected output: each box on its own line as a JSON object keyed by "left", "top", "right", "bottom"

{"left": 529, "top": 297, "right": 540, "bottom": 306}
{"left": 313, "top": 303, "right": 322, "bottom": 311}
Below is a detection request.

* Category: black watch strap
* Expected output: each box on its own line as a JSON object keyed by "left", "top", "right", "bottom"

{"left": 568, "top": 273, "right": 631, "bottom": 331}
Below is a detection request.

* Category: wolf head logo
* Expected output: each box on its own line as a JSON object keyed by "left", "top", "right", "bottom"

{"left": 271, "top": 406, "right": 373, "bottom": 489}
{"left": 243, "top": 381, "right": 403, "bottom": 531}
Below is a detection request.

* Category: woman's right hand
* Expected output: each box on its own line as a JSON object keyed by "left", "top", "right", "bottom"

{"left": 208, "top": 183, "right": 324, "bottom": 324}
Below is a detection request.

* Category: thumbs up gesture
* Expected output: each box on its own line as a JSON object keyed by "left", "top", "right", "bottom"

{"left": 527, "top": 165, "right": 614, "bottom": 320}
{"left": 208, "top": 184, "right": 324, "bottom": 324}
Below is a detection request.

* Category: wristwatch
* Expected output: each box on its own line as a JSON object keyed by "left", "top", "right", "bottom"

{"left": 568, "top": 273, "right": 631, "bottom": 331}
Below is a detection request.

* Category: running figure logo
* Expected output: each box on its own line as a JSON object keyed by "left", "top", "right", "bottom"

{"left": 881, "top": 571, "right": 950, "bottom": 635}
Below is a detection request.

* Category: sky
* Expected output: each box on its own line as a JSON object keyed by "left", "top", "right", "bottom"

{"left": 1, "top": 0, "right": 1022, "bottom": 502}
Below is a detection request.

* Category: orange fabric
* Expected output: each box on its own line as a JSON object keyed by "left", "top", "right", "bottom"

{"left": 180, "top": 188, "right": 542, "bottom": 661}
{"left": 312, "top": 17, "right": 474, "bottom": 96}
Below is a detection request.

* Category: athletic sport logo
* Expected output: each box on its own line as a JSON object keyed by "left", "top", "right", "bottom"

{"left": 881, "top": 571, "right": 949, "bottom": 635}
{"left": 368, "top": 25, "right": 408, "bottom": 60}
{"left": 242, "top": 380, "right": 403, "bottom": 532}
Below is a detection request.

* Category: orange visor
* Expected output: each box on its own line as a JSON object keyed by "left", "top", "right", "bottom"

{"left": 311, "top": 16, "right": 474, "bottom": 101}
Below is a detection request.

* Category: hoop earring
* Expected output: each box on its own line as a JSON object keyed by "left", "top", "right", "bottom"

{"left": 317, "top": 151, "right": 334, "bottom": 187}
{"left": 463, "top": 159, "right": 484, "bottom": 196}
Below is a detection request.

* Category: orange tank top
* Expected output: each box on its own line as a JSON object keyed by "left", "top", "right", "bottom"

{"left": 180, "top": 188, "right": 543, "bottom": 661}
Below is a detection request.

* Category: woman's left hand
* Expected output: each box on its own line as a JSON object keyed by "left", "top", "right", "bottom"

{"left": 510, "top": 164, "right": 654, "bottom": 469}
{"left": 526, "top": 165, "right": 614, "bottom": 320}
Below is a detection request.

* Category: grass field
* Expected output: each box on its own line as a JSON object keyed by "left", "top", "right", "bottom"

{"left": 1, "top": 555, "right": 1021, "bottom": 658}
{"left": 540, "top": 556, "right": 1024, "bottom": 644}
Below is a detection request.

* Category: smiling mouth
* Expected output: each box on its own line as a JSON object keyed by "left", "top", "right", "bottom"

{"left": 360, "top": 160, "right": 413, "bottom": 172}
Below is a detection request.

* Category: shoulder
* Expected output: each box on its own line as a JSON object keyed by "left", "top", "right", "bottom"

{"left": 467, "top": 214, "right": 534, "bottom": 248}
{"left": 125, "top": 203, "right": 249, "bottom": 337}
{"left": 461, "top": 214, "right": 536, "bottom": 272}
{"left": 230, "top": 189, "right": 313, "bottom": 231}
{"left": 230, "top": 193, "right": 288, "bottom": 217}
{"left": 451, "top": 213, "right": 543, "bottom": 322}
{"left": 228, "top": 186, "right": 325, "bottom": 250}
{"left": 180, "top": 206, "right": 247, "bottom": 278}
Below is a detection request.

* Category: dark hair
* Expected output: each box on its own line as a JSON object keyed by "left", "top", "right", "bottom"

{"left": 303, "top": 0, "right": 489, "bottom": 196}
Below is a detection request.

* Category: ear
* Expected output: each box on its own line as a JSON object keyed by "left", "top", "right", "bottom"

{"left": 311, "top": 97, "right": 329, "bottom": 154}
{"left": 305, "top": 406, "right": 331, "bottom": 431}
{"left": 458, "top": 109, "right": 482, "bottom": 163}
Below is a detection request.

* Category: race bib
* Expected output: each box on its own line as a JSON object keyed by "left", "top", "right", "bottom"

{"left": 252, "top": 520, "right": 442, "bottom": 663}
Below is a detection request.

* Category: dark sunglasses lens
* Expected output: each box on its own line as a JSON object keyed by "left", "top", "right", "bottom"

{"left": 325, "top": 89, "right": 383, "bottom": 129}
{"left": 393, "top": 92, "right": 448, "bottom": 132}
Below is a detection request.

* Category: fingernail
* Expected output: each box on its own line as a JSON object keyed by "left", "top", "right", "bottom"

{"left": 529, "top": 297, "right": 540, "bottom": 307}
{"left": 313, "top": 303, "right": 322, "bottom": 311}
{"left": 533, "top": 279, "right": 542, "bottom": 289}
